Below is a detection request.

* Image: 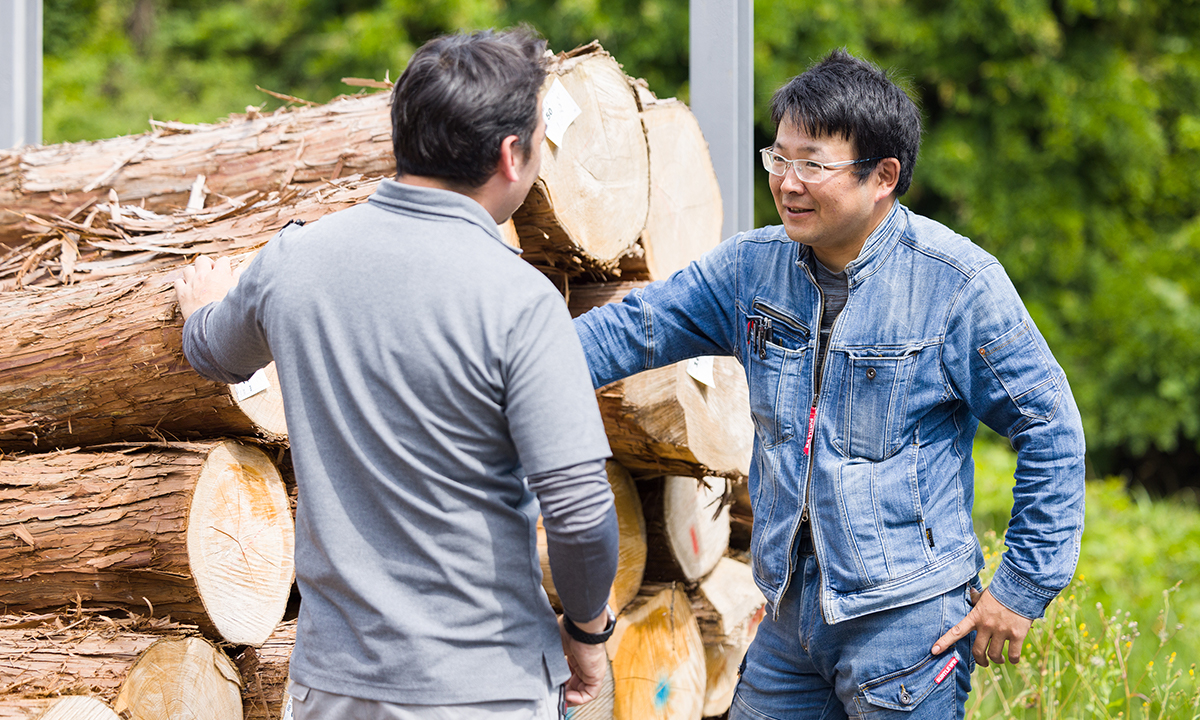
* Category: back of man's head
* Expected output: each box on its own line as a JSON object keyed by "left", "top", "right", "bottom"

{"left": 771, "top": 49, "right": 922, "bottom": 197}
{"left": 391, "top": 27, "right": 548, "bottom": 189}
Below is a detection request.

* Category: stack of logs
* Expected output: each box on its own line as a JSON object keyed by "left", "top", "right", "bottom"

{"left": 0, "top": 43, "right": 763, "bottom": 720}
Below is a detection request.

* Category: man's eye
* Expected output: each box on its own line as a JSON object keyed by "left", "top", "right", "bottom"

{"left": 803, "top": 160, "right": 823, "bottom": 170}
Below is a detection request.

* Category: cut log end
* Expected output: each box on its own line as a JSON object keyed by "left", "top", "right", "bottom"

{"left": 113, "top": 637, "right": 243, "bottom": 720}
{"left": 188, "top": 441, "right": 295, "bottom": 646}
{"left": 607, "top": 585, "right": 705, "bottom": 720}
{"left": 36, "top": 698, "right": 120, "bottom": 720}
{"left": 642, "top": 476, "right": 731, "bottom": 583}
{"left": 229, "top": 363, "right": 289, "bottom": 440}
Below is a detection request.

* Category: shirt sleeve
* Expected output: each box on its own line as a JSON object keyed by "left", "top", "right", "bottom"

{"left": 502, "top": 287, "right": 611, "bottom": 477}
{"left": 527, "top": 458, "right": 618, "bottom": 623}
{"left": 943, "top": 261, "right": 1087, "bottom": 619}
{"left": 180, "top": 243, "right": 276, "bottom": 385}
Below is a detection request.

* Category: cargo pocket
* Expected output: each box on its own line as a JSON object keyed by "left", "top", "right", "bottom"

{"left": 978, "top": 321, "right": 1060, "bottom": 422}
{"left": 858, "top": 651, "right": 962, "bottom": 713}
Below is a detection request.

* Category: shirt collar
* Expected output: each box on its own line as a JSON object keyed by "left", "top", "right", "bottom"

{"left": 795, "top": 200, "right": 905, "bottom": 283}
{"left": 368, "top": 179, "right": 522, "bottom": 256}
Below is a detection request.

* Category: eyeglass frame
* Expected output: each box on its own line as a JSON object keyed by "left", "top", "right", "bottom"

{"left": 759, "top": 147, "right": 882, "bottom": 184}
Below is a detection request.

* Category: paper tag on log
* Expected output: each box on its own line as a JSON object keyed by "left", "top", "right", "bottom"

{"left": 687, "top": 356, "right": 716, "bottom": 388}
{"left": 232, "top": 368, "right": 271, "bottom": 402}
{"left": 542, "top": 78, "right": 582, "bottom": 147}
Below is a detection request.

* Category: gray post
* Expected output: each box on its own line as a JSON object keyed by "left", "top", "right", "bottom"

{"left": 1, "top": 0, "right": 43, "bottom": 149}
{"left": 690, "top": 0, "right": 754, "bottom": 239}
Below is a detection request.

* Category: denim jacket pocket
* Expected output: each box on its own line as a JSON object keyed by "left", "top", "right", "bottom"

{"left": 978, "top": 321, "right": 1060, "bottom": 421}
{"left": 859, "top": 650, "right": 963, "bottom": 712}
{"left": 834, "top": 347, "right": 921, "bottom": 461}
{"left": 746, "top": 329, "right": 806, "bottom": 449}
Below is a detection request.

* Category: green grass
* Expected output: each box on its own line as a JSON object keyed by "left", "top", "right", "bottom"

{"left": 969, "top": 433, "right": 1200, "bottom": 718}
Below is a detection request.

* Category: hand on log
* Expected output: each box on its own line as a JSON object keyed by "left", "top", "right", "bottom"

{"left": 174, "top": 255, "right": 241, "bottom": 320}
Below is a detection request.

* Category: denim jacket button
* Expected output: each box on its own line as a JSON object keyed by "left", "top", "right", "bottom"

{"left": 899, "top": 687, "right": 913, "bottom": 705}
{"left": 866, "top": 367, "right": 877, "bottom": 380}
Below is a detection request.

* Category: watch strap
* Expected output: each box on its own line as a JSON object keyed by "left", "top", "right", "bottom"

{"left": 564, "top": 606, "right": 616, "bottom": 644}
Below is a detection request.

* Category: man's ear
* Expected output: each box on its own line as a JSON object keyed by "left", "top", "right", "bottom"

{"left": 874, "top": 157, "right": 901, "bottom": 201}
{"left": 497, "top": 134, "right": 523, "bottom": 183}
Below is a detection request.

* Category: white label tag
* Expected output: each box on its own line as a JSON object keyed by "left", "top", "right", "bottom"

{"left": 687, "top": 356, "right": 716, "bottom": 388}
{"left": 282, "top": 696, "right": 293, "bottom": 720}
{"left": 542, "top": 78, "right": 582, "bottom": 147}
{"left": 232, "top": 368, "right": 271, "bottom": 402}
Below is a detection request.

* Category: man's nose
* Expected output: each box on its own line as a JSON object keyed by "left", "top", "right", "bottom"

{"left": 780, "top": 166, "right": 808, "bottom": 194}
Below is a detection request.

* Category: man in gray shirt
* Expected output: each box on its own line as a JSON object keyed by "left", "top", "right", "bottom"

{"left": 174, "top": 28, "right": 618, "bottom": 720}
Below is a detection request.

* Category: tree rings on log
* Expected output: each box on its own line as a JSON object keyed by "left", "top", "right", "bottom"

{"left": 606, "top": 584, "right": 705, "bottom": 720}
{"left": 0, "top": 441, "right": 295, "bottom": 646}
{"left": 0, "top": 268, "right": 288, "bottom": 450}
{"left": 619, "top": 97, "right": 723, "bottom": 282}
{"left": 640, "top": 476, "right": 730, "bottom": 583}
{"left": 538, "top": 461, "right": 646, "bottom": 615}
{"left": 512, "top": 44, "right": 649, "bottom": 277}
{"left": 113, "top": 636, "right": 243, "bottom": 720}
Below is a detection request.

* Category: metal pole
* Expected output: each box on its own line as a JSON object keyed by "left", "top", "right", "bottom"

{"left": 689, "top": 0, "right": 754, "bottom": 239}
{"left": 1, "top": 0, "right": 43, "bottom": 149}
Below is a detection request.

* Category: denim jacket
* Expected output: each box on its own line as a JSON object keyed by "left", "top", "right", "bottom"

{"left": 574, "top": 202, "right": 1086, "bottom": 623}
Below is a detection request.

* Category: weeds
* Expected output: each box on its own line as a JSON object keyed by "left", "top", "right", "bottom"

{"left": 967, "top": 531, "right": 1200, "bottom": 719}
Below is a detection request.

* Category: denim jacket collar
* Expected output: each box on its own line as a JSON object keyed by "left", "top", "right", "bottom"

{"left": 795, "top": 200, "right": 905, "bottom": 286}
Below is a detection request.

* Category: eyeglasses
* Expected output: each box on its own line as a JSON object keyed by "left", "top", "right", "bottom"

{"left": 759, "top": 148, "right": 880, "bottom": 184}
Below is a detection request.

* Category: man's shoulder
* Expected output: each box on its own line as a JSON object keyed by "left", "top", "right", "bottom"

{"left": 897, "top": 207, "right": 998, "bottom": 278}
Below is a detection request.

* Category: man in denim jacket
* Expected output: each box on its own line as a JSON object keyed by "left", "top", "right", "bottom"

{"left": 574, "top": 50, "right": 1086, "bottom": 718}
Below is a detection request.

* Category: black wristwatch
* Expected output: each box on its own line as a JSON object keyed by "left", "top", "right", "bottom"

{"left": 564, "top": 605, "right": 616, "bottom": 644}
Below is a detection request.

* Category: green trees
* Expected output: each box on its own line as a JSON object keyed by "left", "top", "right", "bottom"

{"left": 39, "top": 0, "right": 1200, "bottom": 483}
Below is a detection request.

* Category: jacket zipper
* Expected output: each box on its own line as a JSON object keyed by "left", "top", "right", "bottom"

{"left": 777, "top": 263, "right": 843, "bottom": 622}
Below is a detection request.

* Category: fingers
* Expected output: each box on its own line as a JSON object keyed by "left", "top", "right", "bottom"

{"left": 931, "top": 610, "right": 975, "bottom": 656}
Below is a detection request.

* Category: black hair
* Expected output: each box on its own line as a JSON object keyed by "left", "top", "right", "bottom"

{"left": 770, "top": 49, "right": 922, "bottom": 196}
{"left": 391, "top": 26, "right": 547, "bottom": 188}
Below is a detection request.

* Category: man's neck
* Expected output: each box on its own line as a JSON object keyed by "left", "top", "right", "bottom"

{"left": 812, "top": 199, "right": 896, "bottom": 273}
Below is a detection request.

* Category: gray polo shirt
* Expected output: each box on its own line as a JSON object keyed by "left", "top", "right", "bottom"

{"left": 183, "top": 180, "right": 613, "bottom": 704}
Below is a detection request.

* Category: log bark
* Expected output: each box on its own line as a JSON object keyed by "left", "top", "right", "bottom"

{"left": 0, "top": 260, "right": 288, "bottom": 450}
{"left": 0, "top": 442, "right": 295, "bottom": 645}
{"left": 511, "top": 43, "right": 649, "bottom": 277}
{"left": 0, "top": 613, "right": 195, "bottom": 719}
{"left": 537, "top": 461, "right": 646, "bottom": 615}
{"left": 618, "top": 97, "right": 722, "bottom": 282}
{"left": 640, "top": 476, "right": 730, "bottom": 583}
{"left": 113, "top": 636, "right": 243, "bottom": 720}
{"left": 234, "top": 620, "right": 293, "bottom": 720}
{"left": 595, "top": 358, "right": 753, "bottom": 481}
{"left": 691, "top": 557, "right": 766, "bottom": 718}
{"left": 606, "top": 584, "right": 705, "bottom": 720}
{"left": 0, "top": 91, "right": 395, "bottom": 249}
{"left": 6, "top": 43, "right": 655, "bottom": 285}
